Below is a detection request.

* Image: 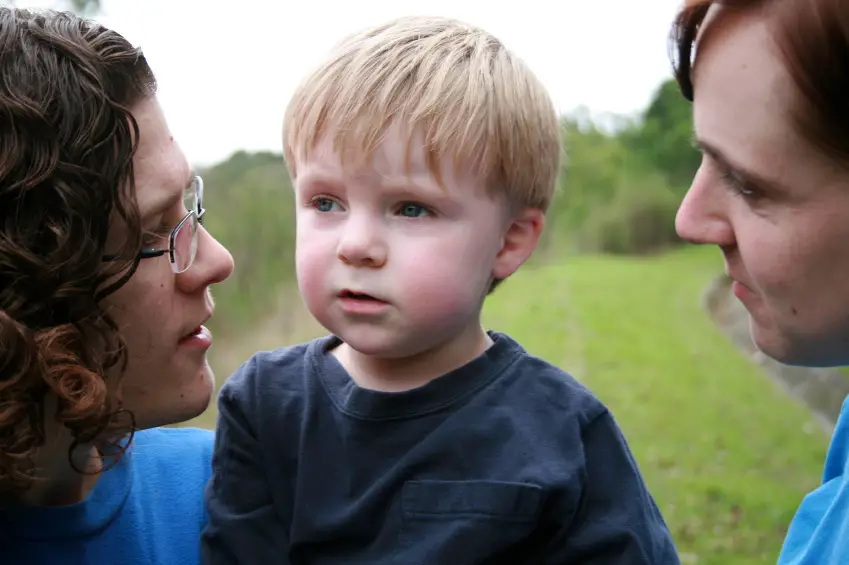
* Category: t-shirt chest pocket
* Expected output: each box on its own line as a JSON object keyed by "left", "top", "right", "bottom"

{"left": 394, "top": 479, "right": 543, "bottom": 564}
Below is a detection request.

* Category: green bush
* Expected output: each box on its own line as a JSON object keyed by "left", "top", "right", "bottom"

{"left": 577, "top": 171, "right": 681, "bottom": 254}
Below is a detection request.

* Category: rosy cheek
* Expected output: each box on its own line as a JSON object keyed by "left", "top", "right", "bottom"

{"left": 398, "top": 264, "right": 472, "bottom": 315}
{"left": 296, "top": 242, "right": 323, "bottom": 272}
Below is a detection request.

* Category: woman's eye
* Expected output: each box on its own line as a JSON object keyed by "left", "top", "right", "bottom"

{"left": 142, "top": 224, "right": 171, "bottom": 247}
{"left": 719, "top": 168, "right": 761, "bottom": 200}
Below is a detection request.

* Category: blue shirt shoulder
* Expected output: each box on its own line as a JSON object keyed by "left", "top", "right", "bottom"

{"left": 0, "top": 426, "right": 214, "bottom": 565}
{"left": 779, "top": 395, "right": 849, "bottom": 564}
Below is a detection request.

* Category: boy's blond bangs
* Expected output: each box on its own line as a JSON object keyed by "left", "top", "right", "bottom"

{"left": 283, "top": 16, "right": 561, "bottom": 211}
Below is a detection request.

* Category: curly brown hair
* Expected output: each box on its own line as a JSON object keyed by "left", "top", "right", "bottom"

{"left": 0, "top": 7, "right": 157, "bottom": 500}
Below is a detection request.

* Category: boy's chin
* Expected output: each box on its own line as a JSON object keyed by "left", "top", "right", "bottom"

{"left": 332, "top": 327, "right": 437, "bottom": 360}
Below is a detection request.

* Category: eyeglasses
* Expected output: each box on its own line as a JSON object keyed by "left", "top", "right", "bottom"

{"left": 103, "top": 175, "right": 206, "bottom": 274}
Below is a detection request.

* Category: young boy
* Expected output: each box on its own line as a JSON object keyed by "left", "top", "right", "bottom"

{"left": 202, "top": 15, "right": 680, "bottom": 565}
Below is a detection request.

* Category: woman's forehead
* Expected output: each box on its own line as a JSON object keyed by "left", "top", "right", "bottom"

{"left": 131, "top": 97, "right": 192, "bottom": 220}
{"left": 693, "top": 12, "right": 797, "bottom": 162}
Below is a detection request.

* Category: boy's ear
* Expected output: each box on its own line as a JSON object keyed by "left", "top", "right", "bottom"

{"left": 492, "top": 207, "right": 545, "bottom": 280}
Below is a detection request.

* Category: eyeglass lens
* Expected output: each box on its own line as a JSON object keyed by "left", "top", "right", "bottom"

{"left": 173, "top": 178, "right": 201, "bottom": 272}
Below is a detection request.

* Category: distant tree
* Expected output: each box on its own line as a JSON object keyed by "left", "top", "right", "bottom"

{"left": 620, "top": 78, "right": 701, "bottom": 194}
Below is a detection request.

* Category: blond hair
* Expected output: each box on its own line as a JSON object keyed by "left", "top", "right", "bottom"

{"left": 282, "top": 15, "right": 561, "bottom": 211}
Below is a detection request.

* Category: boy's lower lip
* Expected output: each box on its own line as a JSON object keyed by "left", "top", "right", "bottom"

{"left": 338, "top": 296, "right": 390, "bottom": 315}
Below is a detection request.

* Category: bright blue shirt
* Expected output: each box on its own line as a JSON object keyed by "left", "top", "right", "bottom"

{"left": 778, "top": 395, "right": 849, "bottom": 564}
{"left": 0, "top": 426, "right": 213, "bottom": 565}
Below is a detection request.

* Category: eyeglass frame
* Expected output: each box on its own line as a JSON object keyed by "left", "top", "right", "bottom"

{"left": 102, "top": 175, "right": 206, "bottom": 274}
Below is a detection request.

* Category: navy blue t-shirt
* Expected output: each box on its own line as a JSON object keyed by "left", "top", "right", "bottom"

{"left": 202, "top": 332, "right": 679, "bottom": 564}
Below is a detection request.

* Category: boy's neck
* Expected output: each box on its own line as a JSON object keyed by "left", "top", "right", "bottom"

{"left": 332, "top": 324, "right": 493, "bottom": 393}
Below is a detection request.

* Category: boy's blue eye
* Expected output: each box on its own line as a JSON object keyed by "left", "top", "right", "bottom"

{"left": 399, "top": 203, "right": 429, "bottom": 218}
{"left": 314, "top": 198, "right": 339, "bottom": 212}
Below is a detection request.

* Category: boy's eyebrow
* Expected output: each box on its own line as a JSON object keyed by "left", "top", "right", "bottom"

{"left": 382, "top": 182, "right": 456, "bottom": 203}
{"left": 295, "top": 170, "right": 344, "bottom": 191}
{"left": 380, "top": 174, "right": 443, "bottom": 192}
{"left": 296, "top": 170, "right": 450, "bottom": 197}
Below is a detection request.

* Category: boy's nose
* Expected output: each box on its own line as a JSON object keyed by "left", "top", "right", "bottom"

{"left": 337, "top": 219, "right": 387, "bottom": 268}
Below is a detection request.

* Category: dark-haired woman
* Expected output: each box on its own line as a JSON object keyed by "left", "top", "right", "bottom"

{"left": 0, "top": 8, "right": 234, "bottom": 564}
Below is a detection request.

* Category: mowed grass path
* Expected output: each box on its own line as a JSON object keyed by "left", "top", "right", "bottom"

{"left": 484, "top": 245, "right": 828, "bottom": 564}
{"left": 193, "top": 245, "right": 829, "bottom": 564}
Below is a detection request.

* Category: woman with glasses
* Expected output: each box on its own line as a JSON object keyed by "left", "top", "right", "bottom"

{"left": 0, "top": 8, "right": 234, "bottom": 565}
{"left": 671, "top": 0, "right": 849, "bottom": 562}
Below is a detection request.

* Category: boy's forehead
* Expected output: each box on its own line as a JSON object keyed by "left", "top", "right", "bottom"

{"left": 296, "top": 126, "right": 481, "bottom": 192}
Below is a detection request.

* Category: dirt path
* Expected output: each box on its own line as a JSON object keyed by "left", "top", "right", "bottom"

{"left": 703, "top": 274, "right": 849, "bottom": 433}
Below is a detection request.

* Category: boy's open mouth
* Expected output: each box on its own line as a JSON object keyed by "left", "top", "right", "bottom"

{"left": 339, "top": 289, "right": 383, "bottom": 302}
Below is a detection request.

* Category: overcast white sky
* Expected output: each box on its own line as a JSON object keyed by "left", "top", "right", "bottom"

{"left": 14, "top": 0, "right": 685, "bottom": 166}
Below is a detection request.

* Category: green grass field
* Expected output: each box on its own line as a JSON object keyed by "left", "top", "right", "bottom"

{"left": 192, "top": 245, "right": 829, "bottom": 564}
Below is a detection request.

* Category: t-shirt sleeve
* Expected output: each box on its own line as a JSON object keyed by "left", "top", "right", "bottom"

{"left": 201, "top": 356, "right": 290, "bottom": 565}
{"left": 544, "top": 409, "right": 681, "bottom": 565}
